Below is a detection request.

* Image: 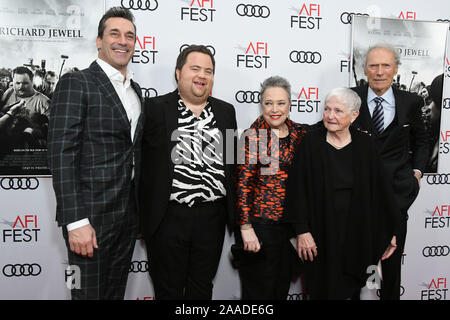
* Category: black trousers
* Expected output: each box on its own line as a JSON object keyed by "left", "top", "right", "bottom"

{"left": 380, "top": 212, "right": 407, "bottom": 300}
{"left": 237, "top": 223, "right": 294, "bottom": 300}
{"left": 63, "top": 191, "right": 138, "bottom": 300}
{"left": 147, "top": 201, "right": 227, "bottom": 300}
{"left": 351, "top": 211, "right": 408, "bottom": 300}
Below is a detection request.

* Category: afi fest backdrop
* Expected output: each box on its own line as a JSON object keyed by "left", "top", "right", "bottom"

{"left": 0, "top": 0, "right": 449, "bottom": 300}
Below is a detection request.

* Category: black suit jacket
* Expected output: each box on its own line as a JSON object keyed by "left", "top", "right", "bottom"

{"left": 48, "top": 61, "right": 144, "bottom": 227}
{"left": 139, "top": 90, "right": 237, "bottom": 240}
{"left": 351, "top": 85, "right": 428, "bottom": 210}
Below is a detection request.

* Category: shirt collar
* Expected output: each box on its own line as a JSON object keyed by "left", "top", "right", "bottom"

{"left": 96, "top": 58, "right": 134, "bottom": 86}
{"left": 368, "top": 86, "right": 395, "bottom": 106}
{"left": 176, "top": 92, "right": 212, "bottom": 117}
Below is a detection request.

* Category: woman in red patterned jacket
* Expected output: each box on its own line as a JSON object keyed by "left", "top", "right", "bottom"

{"left": 234, "top": 76, "right": 308, "bottom": 299}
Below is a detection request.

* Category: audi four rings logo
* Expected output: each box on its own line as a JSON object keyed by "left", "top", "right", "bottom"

{"left": 426, "top": 174, "right": 450, "bottom": 185}
{"left": 0, "top": 177, "right": 39, "bottom": 190}
{"left": 2, "top": 264, "right": 41, "bottom": 277}
{"left": 422, "top": 246, "right": 450, "bottom": 257}
{"left": 377, "top": 286, "right": 404, "bottom": 297}
{"left": 121, "top": 0, "right": 158, "bottom": 11}
{"left": 180, "top": 44, "right": 216, "bottom": 56}
{"left": 287, "top": 293, "right": 306, "bottom": 300}
{"left": 289, "top": 51, "right": 322, "bottom": 64}
{"left": 340, "top": 12, "right": 369, "bottom": 24}
{"left": 236, "top": 4, "right": 270, "bottom": 18}
{"left": 129, "top": 261, "right": 148, "bottom": 273}
{"left": 443, "top": 98, "right": 450, "bottom": 109}
{"left": 437, "top": 19, "right": 450, "bottom": 23}
{"left": 141, "top": 88, "right": 158, "bottom": 98}
{"left": 235, "top": 91, "right": 261, "bottom": 104}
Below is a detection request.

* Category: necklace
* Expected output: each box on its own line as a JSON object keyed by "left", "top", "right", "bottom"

{"left": 326, "top": 133, "right": 351, "bottom": 149}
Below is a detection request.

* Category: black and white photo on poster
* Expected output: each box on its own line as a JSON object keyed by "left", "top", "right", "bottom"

{"left": 0, "top": 0, "right": 103, "bottom": 176}
{"left": 350, "top": 16, "right": 449, "bottom": 173}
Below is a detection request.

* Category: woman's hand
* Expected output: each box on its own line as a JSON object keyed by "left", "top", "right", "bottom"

{"left": 241, "top": 228, "right": 261, "bottom": 252}
{"left": 381, "top": 235, "right": 397, "bottom": 260}
{"left": 297, "top": 232, "right": 318, "bottom": 261}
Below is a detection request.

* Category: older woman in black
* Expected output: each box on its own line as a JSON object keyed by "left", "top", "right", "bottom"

{"left": 286, "top": 87, "right": 401, "bottom": 300}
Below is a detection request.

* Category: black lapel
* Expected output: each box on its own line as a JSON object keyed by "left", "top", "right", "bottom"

{"left": 355, "top": 85, "right": 375, "bottom": 132}
{"left": 210, "top": 98, "right": 226, "bottom": 134}
{"left": 164, "top": 90, "right": 180, "bottom": 178}
{"left": 89, "top": 61, "right": 131, "bottom": 131}
{"left": 131, "top": 79, "right": 144, "bottom": 145}
{"left": 392, "top": 88, "right": 408, "bottom": 125}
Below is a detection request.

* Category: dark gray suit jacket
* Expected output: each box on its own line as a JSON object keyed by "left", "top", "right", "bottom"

{"left": 48, "top": 61, "right": 144, "bottom": 227}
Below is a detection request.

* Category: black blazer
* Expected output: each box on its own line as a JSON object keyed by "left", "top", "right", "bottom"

{"left": 139, "top": 90, "right": 237, "bottom": 240}
{"left": 48, "top": 61, "right": 144, "bottom": 227}
{"left": 351, "top": 85, "right": 429, "bottom": 210}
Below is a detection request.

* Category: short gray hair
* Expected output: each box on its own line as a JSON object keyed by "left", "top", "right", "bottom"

{"left": 260, "top": 76, "right": 291, "bottom": 104}
{"left": 364, "top": 43, "right": 401, "bottom": 67}
{"left": 325, "top": 87, "right": 361, "bottom": 112}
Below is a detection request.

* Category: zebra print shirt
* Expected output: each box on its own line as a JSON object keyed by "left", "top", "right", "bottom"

{"left": 169, "top": 97, "right": 226, "bottom": 207}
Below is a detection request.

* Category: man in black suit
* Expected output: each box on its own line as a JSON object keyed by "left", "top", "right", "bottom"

{"left": 140, "top": 45, "right": 237, "bottom": 299}
{"left": 48, "top": 7, "right": 143, "bottom": 299}
{"left": 351, "top": 44, "right": 428, "bottom": 300}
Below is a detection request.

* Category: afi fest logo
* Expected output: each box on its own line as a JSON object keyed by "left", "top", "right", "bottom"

{"left": 290, "top": 3, "right": 322, "bottom": 30}
{"left": 1, "top": 215, "right": 40, "bottom": 243}
{"left": 181, "top": 0, "right": 216, "bottom": 22}
{"left": 440, "top": 130, "right": 450, "bottom": 155}
{"left": 340, "top": 55, "right": 350, "bottom": 73}
{"left": 398, "top": 10, "right": 416, "bottom": 20}
{"left": 291, "top": 87, "right": 320, "bottom": 113}
{"left": 424, "top": 205, "right": 450, "bottom": 229}
{"left": 132, "top": 35, "right": 157, "bottom": 65}
{"left": 420, "top": 278, "right": 448, "bottom": 300}
{"left": 236, "top": 42, "right": 270, "bottom": 69}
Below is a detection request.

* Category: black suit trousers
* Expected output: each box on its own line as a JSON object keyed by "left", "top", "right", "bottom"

{"left": 380, "top": 211, "right": 407, "bottom": 300}
{"left": 63, "top": 190, "right": 138, "bottom": 300}
{"left": 146, "top": 201, "right": 227, "bottom": 300}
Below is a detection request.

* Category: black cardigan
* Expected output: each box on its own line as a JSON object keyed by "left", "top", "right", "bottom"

{"left": 285, "top": 126, "right": 401, "bottom": 282}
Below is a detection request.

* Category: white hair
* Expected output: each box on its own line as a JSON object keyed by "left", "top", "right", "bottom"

{"left": 364, "top": 43, "right": 401, "bottom": 67}
{"left": 325, "top": 87, "right": 361, "bottom": 112}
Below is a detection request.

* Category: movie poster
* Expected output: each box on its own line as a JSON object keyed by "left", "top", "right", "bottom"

{"left": 0, "top": 0, "right": 103, "bottom": 176}
{"left": 350, "top": 16, "right": 448, "bottom": 173}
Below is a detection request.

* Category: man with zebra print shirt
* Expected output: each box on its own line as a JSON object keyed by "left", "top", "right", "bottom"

{"left": 140, "top": 45, "right": 237, "bottom": 299}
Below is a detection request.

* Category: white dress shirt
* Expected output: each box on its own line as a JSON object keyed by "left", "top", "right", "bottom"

{"left": 367, "top": 86, "right": 396, "bottom": 130}
{"left": 66, "top": 58, "right": 141, "bottom": 232}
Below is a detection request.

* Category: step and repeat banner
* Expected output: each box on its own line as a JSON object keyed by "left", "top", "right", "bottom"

{"left": 0, "top": 0, "right": 449, "bottom": 300}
